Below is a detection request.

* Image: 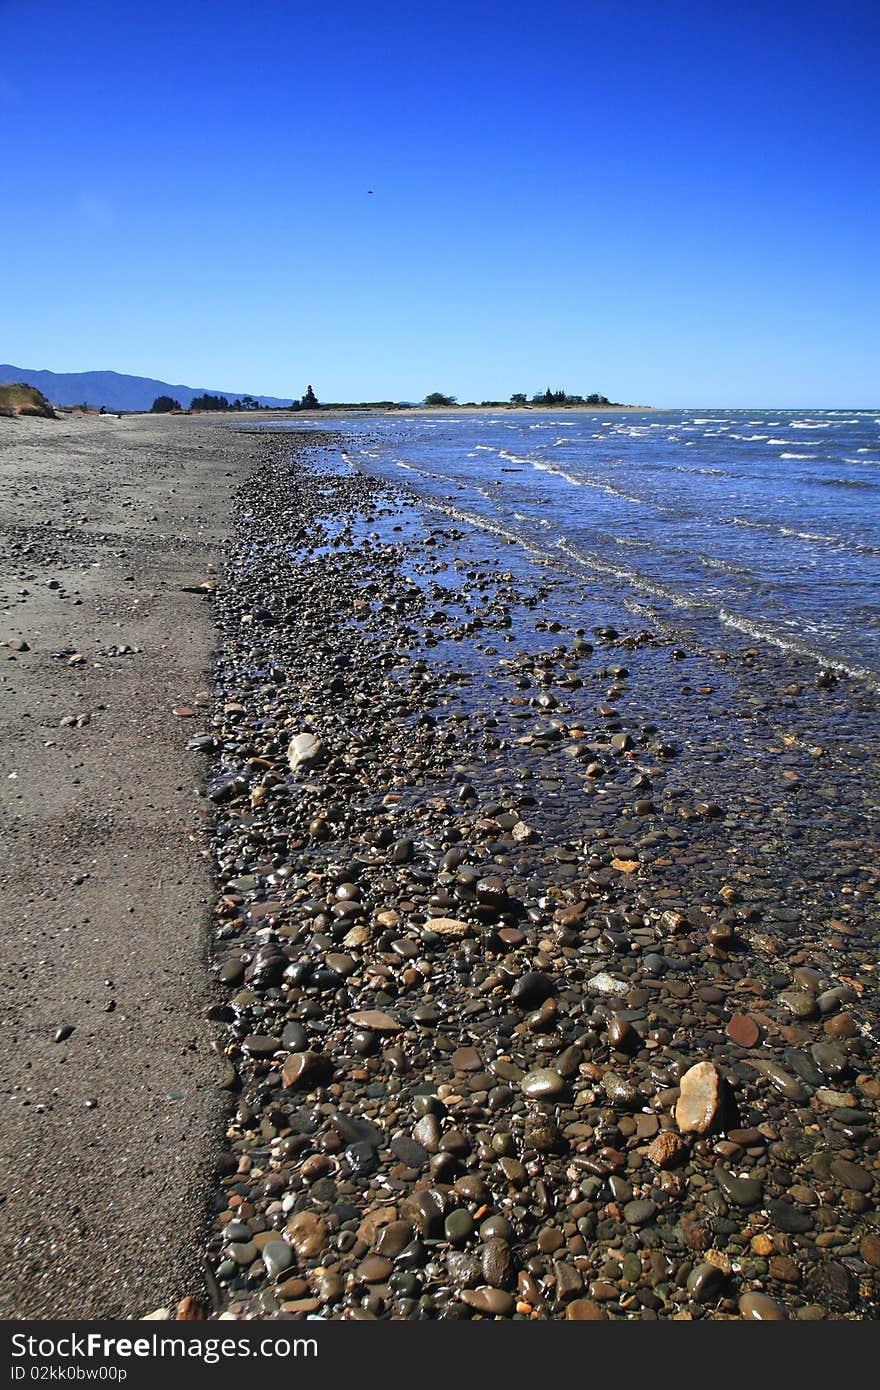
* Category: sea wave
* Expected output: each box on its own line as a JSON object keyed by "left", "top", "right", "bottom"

{"left": 723, "top": 514, "right": 879, "bottom": 554}
{"left": 554, "top": 537, "right": 691, "bottom": 607}
{"left": 718, "top": 610, "right": 877, "bottom": 686}
{"left": 807, "top": 476, "right": 880, "bottom": 490}
{"left": 698, "top": 554, "right": 756, "bottom": 578}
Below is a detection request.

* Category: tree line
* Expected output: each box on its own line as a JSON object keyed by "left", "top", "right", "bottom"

{"left": 150, "top": 385, "right": 618, "bottom": 413}
{"left": 424, "top": 389, "right": 615, "bottom": 407}
{"left": 151, "top": 385, "right": 321, "bottom": 413}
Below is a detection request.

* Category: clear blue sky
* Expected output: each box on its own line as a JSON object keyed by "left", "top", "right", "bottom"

{"left": 2, "top": 0, "right": 877, "bottom": 406}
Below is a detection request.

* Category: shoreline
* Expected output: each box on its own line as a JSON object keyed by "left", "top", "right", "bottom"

{"left": 1, "top": 413, "right": 877, "bottom": 1320}
{"left": 202, "top": 427, "right": 879, "bottom": 1320}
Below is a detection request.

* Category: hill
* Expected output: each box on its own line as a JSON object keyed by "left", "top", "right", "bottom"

{"left": 0, "top": 382, "right": 56, "bottom": 419}
{"left": 0, "top": 365, "right": 290, "bottom": 412}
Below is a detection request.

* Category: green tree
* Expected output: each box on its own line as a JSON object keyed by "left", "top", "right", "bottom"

{"left": 190, "top": 393, "right": 229, "bottom": 411}
{"left": 424, "top": 391, "right": 457, "bottom": 406}
{"left": 151, "top": 394, "right": 181, "bottom": 412}
{"left": 301, "top": 384, "right": 319, "bottom": 409}
{"left": 510, "top": 392, "right": 527, "bottom": 405}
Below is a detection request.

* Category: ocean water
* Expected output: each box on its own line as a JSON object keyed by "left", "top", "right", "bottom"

{"left": 272, "top": 408, "right": 880, "bottom": 683}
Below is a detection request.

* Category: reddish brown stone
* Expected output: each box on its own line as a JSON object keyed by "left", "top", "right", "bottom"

{"left": 174, "top": 1297, "right": 204, "bottom": 1320}
{"left": 281, "top": 1051, "right": 329, "bottom": 1089}
{"left": 566, "top": 1299, "right": 607, "bottom": 1320}
{"left": 356, "top": 1255, "right": 393, "bottom": 1283}
{"left": 537, "top": 1227, "right": 564, "bottom": 1254}
{"left": 451, "top": 1046, "right": 482, "bottom": 1072}
{"left": 769, "top": 1255, "right": 801, "bottom": 1284}
{"left": 647, "top": 1131, "right": 687, "bottom": 1169}
{"left": 277, "top": 1277, "right": 309, "bottom": 1299}
{"left": 726, "top": 1013, "right": 760, "bottom": 1047}
{"left": 588, "top": 1280, "right": 619, "bottom": 1301}
{"left": 347, "top": 1009, "right": 402, "bottom": 1032}
{"left": 461, "top": 1287, "right": 514, "bottom": 1316}
{"left": 860, "top": 1233, "right": 880, "bottom": 1268}
{"left": 285, "top": 1211, "right": 328, "bottom": 1258}
{"left": 635, "top": 1113, "right": 660, "bottom": 1140}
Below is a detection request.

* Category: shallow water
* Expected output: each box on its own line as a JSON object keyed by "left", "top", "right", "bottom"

{"left": 261, "top": 410, "right": 880, "bottom": 683}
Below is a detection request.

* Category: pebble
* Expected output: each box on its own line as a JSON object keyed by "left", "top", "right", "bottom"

{"left": 647, "top": 1132, "right": 687, "bottom": 1169}
{"left": 347, "top": 1010, "right": 401, "bottom": 1032}
{"left": 726, "top": 1013, "right": 760, "bottom": 1047}
{"left": 261, "top": 1241, "right": 294, "bottom": 1278}
{"left": 566, "top": 1300, "right": 607, "bottom": 1320}
{"left": 287, "top": 731, "right": 324, "bottom": 774}
{"left": 623, "top": 1199, "right": 657, "bottom": 1226}
{"left": 715, "top": 1165, "right": 763, "bottom": 1207}
{"left": 461, "top": 1287, "right": 514, "bottom": 1316}
{"left": 198, "top": 433, "right": 880, "bottom": 1324}
{"left": 675, "top": 1061, "right": 723, "bottom": 1134}
{"left": 687, "top": 1263, "right": 727, "bottom": 1303}
{"left": 521, "top": 1068, "right": 565, "bottom": 1098}
{"left": 739, "top": 1292, "right": 786, "bottom": 1320}
{"left": 285, "top": 1212, "right": 328, "bottom": 1258}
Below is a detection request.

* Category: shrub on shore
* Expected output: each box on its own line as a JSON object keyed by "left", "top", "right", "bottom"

{"left": 0, "top": 382, "right": 56, "bottom": 419}
{"left": 151, "top": 394, "right": 182, "bottom": 412}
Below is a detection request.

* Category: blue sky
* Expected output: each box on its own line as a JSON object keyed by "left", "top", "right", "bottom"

{"left": 2, "top": 0, "right": 878, "bottom": 405}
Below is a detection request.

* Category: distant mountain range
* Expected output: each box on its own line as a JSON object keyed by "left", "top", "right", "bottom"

{"left": 0, "top": 365, "right": 291, "bottom": 412}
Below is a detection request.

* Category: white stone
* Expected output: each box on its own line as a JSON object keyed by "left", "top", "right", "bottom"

{"left": 287, "top": 731, "right": 324, "bottom": 775}
{"left": 588, "top": 971, "right": 629, "bottom": 995}
{"left": 675, "top": 1061, "right": 721, "bottom": 1134}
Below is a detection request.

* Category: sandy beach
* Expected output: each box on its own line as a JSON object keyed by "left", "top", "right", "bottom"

{"left": 1, "top": 412, "right": 878, "bottom": 1322}
{"left": 0, "top": 412, "right": 259, "bottom": 1317}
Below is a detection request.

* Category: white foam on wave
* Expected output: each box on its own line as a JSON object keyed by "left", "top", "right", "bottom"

{"left": 554, "top": 537, "right": 691, "bottom": 607}
{"left": 778, "top": 526, "right": 842, "bottom": 543}
{"left": 422, "top": 501, "right": 554, "bottom": 565}
{"left": 672, "top": 465, "right": 726, "bottom": 476}
{"left": 698, "top": 554, "right": 754, "bottom": 578}
{"left": 780, "top": 452, "right": 815, "bottom": 460}
{"left": 726, "top": 515, "right": 860, "bottom": 549}
{"left": 530, "top": 459, "right": 582, "bottom": 487}
{"left": 718, "top": 610, "right": 877, "bottom": 687}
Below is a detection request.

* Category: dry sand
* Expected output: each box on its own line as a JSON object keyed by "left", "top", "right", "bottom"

{"left": 0, "top": 412, "right": 260, "bottom": 1318}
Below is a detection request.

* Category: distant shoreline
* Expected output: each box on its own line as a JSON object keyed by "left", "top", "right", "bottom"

{"left": 178, "top": 402, "right": 655, "bottom": 419}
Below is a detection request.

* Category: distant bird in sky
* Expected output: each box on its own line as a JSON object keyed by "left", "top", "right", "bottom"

{"left": 367, "top": 189, "right": 374, "bottom": 194}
